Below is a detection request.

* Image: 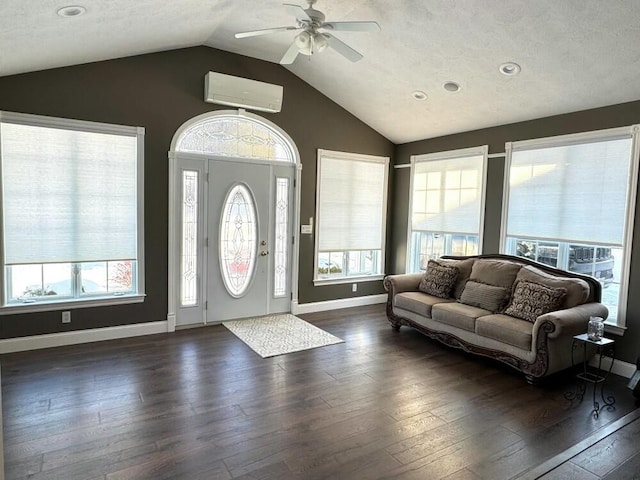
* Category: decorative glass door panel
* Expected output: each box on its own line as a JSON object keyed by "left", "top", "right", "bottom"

{"left": 181, "top": 170, "right": 199, "bottom": 306}
{"left": 273, "top": 177, "right": 289, "bottom": 297}
{"left": 219, "top": 184, "right": 258, "bottom": 297}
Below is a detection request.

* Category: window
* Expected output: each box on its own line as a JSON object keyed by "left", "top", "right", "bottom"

{"left": 407, "top": 146, "right": 488, "bottom": 272}
{"left": 314, "top": 149, "right": 389, "bottom": 284}
{"left": 176, "top": 114, "right": 294, "bottom": 162}
{"left": 502, "top": 125, "right": 640, "bottom": 330}
{"left": 0, "top": 111, "right": 145, "bottom": 312}
{"left": 180, "top": 170, "right": 199, "bottom": 306}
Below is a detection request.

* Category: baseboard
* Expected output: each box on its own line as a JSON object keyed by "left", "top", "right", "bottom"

{"left": 292, "top": 294, "right": 387, "bottom": 315}
{"left": 0, "top": 321, "right": 170, "bottom": 354}
{"left": 589, "top": 355, "right": 635, "bottom": 379}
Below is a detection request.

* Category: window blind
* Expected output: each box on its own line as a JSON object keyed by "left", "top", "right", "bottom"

{"left": 506, "top": 136, "right": 633, "bottom": 246}
{"left": 1, "top": 122, "right": 139, "bottom": 265}
{"left": 411, "top": 154, "right": 485, "bottom": 235}
{"left": 316, "top": 151, "right": 388, "bottom": 252}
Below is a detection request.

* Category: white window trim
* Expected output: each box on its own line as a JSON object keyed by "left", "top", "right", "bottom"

{"left": 500, "top": 125, "right": 640, "bottom": 332}
{"left": 0, "top": 111, "right": 145, "bottom": 313}
{"left": 313, "top": 149, "right": 390, "bottom": 286}
{"left": 314, "top": 274, "right": 385, "bottom": 287}
{"left": 406, "top": 145, "right": 489, "bottom": 272}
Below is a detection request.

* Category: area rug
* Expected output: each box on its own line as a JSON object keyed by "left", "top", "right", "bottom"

{"left": 223, "top": 313, "right": 344, "bottom": 358}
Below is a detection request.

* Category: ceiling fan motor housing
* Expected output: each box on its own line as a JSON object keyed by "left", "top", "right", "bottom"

{"left": 301, "top": 8, "right": 325, "bottom": 28}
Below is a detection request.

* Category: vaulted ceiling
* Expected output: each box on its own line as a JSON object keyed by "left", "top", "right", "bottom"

{"left": 3, "top": 0, "right": 640, "bottom": 143}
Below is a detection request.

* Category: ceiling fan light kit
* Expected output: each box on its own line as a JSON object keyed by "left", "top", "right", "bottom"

{"left": 234, "top": 1, "right": 380, "bottom": 65}
{"left": 294, "top": 31, "right": 328, "bottom": 55}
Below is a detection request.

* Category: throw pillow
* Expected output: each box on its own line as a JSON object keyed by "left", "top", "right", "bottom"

{"left": 418, "top": 260, "right": 459, "bottom": 298}
{"left": 459, "top": 280, "right": 511, "bottom": 312}
{"left": 504, "top": 280, "right": 567, "bottom": 323}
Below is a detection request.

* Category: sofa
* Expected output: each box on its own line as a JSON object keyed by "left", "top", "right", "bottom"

{"left": 383, "top": 254, "right": 608, "bottom": 383}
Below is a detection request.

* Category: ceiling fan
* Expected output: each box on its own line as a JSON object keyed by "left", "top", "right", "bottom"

{"left": 234, "top": 0, "right": 380, "bottom": 65}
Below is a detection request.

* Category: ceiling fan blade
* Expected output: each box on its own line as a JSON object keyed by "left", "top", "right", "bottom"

{"left": 323, "top": 21, "right": 381, "bottom": 32}
{"left": 284, "top": 3, "right": 312, "bottom": 22}
{"left": 325, "top": 34, "right": 363, "bottom": 62}
{"left": 235, "top": 26, "right": 299, "bottom": 39}
{"left": 280, "top": 41, "right": 300, "bottom": 65}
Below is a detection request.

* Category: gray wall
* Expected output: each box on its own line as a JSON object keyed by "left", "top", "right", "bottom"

{"left": 391, "top": 100, "right": 640, "bottom": 363}
{"left": 0, "top": 46, "right": 394, "bottom": 339}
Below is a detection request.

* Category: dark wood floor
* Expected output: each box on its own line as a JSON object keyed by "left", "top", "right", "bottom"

{"left": 539, "top": 410, "right": 640, "bottom": 480}
{"left": 1, "top": 305, "right": 638, "bottom": 480}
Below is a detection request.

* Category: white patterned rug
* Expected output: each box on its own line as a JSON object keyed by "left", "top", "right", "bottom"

{"left": 223, "top": 313, "right": 344, "bottom": 358}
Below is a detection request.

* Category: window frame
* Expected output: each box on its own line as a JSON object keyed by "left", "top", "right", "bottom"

{"left": 500, "top": 125, "right": 640, "bottom": 333}
{"left": 0, "top": 111, "right": 145, "bottom": 314}
{"left": 406, "top": 145, "right": 488, "bottom": 273}
{"left": 313, "top": 149, "right": 389, "bottom": 286}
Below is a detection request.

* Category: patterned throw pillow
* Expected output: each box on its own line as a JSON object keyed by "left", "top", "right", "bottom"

{"left": 504, "top": 280, "right": 567, "bottom": 323}
{"left": 459, "top": 280, "right": 511, "bottom": 313}
{"left": 418, "top": 260, "right": 459, "bottom": 298}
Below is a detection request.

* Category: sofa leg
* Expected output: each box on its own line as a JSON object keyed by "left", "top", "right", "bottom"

{"left": 524, "top": 374, "right": 540, "bottom": 385}
{"left": 390, "top": 321, "right": 401, "bottom": 332}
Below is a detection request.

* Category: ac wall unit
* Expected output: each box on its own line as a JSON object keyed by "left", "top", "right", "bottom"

{"left": 204, "top": 72, "right": 283, "bottom": 113}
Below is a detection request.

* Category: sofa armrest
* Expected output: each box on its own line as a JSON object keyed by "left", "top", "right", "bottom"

{"left": 535, "top": 303, "right": 609, "bottom": 339}
{"left": 383, "top": 273, "right": 424, "bottom": 296}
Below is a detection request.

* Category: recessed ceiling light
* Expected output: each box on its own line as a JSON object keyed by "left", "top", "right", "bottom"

{"left": 57, "top": 5, "right": 86, "bottom": 17}
{"left": 412, "top": 90, "right": 427, "bottom": 101}
{"left": 499, "top": 62, "right": 521, "bottom": 76}
{"left": 443, "top": 81, "right": 461, "bottom": 93}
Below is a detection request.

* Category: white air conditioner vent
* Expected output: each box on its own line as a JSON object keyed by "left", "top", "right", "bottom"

{"left": 204, "top": 72, "right": 283, "bottom": 113}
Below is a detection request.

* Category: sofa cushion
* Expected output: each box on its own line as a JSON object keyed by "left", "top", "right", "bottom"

{"left": 418, "top": 260, "right": 459, "bottom": 298}
{"left": 459, "top": 280, "right": 511, "bottom": 313}
{"left": 469, "top": 259, "right": 522, "bottom": 288}
{"left": 515, "top": 265, "right": 589, "bottom": 309}
{"left": 439, "top": 258, "right": 475, "bottom": 299}
{"left": 396, "top": 292, "right": 455, "bottom": 317}
{"left": 504, "top": 280, "right": 567, "bottom": 323}
{"left": 432, "top": 302, "right": 491, "bottom": 332}
{"left": 475, "top": 314, "right": 534, "bottom": 350}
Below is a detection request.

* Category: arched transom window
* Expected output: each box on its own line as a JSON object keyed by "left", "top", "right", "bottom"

{"left": 175, "top": 114, "right": 295, "bottom": 162}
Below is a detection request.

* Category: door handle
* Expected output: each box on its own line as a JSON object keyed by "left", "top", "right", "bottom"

{"left": 260, "top": 251, "right": 269, "bottom": 256}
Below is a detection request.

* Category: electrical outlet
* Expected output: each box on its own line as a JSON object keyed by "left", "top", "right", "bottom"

{"left": 62, "top": 311, "right": 71, "bottom": 323}
{"left": 352, "top": 283, "right": 357, "bottom": 292}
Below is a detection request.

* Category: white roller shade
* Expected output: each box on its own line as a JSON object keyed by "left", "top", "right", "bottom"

{"left": 411, "top": 153, "right": 485, "bottom": 235}
{"left": 1, "top": 122, "right": 139, "bottom": 265}
{"left": 317, "top": 150, "right": 388, "bottom": 252}
{"left": 506, "top": 136, "right": 633, "bottom": 246}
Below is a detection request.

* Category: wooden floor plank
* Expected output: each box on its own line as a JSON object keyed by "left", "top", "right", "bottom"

{"left": 538, "top": 462, "right": 600, "bottom": 480}
{"left": 600, "top": 452, "right": 640, "bottom": 480}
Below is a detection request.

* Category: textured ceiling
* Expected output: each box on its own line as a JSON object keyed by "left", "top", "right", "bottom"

{"left": 2, "top": 0, "right": 640, "bottom": 143}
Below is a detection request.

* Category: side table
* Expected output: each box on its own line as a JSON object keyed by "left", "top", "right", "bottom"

{"left": 564, "top": 333, "right": 616, "bottom": 418}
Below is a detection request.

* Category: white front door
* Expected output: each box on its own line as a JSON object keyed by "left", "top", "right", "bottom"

{"left": 206, "top": 159, "right": 294, "bottom": 322}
